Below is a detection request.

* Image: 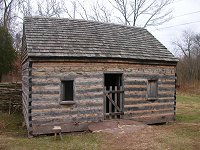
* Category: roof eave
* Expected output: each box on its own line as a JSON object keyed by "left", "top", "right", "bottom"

{"left": 27, "top": 55, "right": 178, "bottom": 66}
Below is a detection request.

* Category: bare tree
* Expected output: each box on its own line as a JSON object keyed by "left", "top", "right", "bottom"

{"left": 90, "top": 1, "right": 112, "bottom": 23}
{"left": 62, "top": 0, "right": 77, "bottom": 19}
{"left": 62, "top": 0, "right": 111, "bottom": 23}
{"left": 193, "top": 34, "right": 200, "bottom": 57}
{"left": 109, "top": 0, "right": 173, "bottom": 27}
{"left": 173, "top": 30, "right": 194, "bottom": 58}
{"left": 76, "top": 0, "right": 89, "bottom": 20}
{"left": 174, "top": 30, "right": 200, "bottom": 91}
{"left": 17, "top": 0, "right": 33, "bottom": 17}
{"left": 0, "top": 0, "right": 16, "bottom": 29}
{"left": 36, "top": 0, "right": 62, "bottom": 17}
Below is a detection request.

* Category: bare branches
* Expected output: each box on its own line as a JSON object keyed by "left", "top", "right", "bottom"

{"left": 77, "top": 0, "right": 89, "bottom": 20}
{"left": 62, "top": 0, "right": 77, "bottom": 19}
{"left": 110, "top": 0, "right": 173, "bottom": 27}
{"left": 90, "top": 1, "right": 112, "bottom": 22}
{"left": 63, "top": 0, "right": 112, "bottom": 23}
{"left": 142, "top": 0, "right": 173, "bottom": 28}
{"left": 36, "top": 0, "right": 62, "bottom": 17}
{"left": 174, "top": 30, "right": 195, "bottom": 58}
{"left": 17, "top": 0, "right": 33, "bottom": 17}
{"left": 175, "top": 30, "right": 200, "bottom": 88}
{"left": 109, "top": 0, "right": 131, "bottom": 25}
{"left": 0, "top": 0, "right": 15, "bottom": 29}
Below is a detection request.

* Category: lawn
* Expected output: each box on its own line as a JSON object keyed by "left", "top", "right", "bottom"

{"left": 0, "top": 94, "right": 199, "bottom": 150}
{"left": 0, "top": 113, "right": 102, "bottom": 150}
{"left": 176, "top": 95, "right": 200, "bottom": 123}
{"left": 154, "top": 94, "right": 200, "bottom": 150}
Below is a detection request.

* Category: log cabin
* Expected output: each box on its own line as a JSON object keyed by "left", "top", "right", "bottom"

{"left": 22, "top": 17, "right": 178, "bottom": 136}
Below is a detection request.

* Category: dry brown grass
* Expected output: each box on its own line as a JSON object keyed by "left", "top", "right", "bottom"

{"left": 0, "top": 94, "right": 199, "bottom": 150}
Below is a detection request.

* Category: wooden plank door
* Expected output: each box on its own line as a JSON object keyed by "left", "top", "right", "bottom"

{"left": 104, "top": 86, "right": 124, "bottom": 119}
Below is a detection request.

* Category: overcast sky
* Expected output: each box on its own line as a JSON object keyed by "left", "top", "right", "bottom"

{"left": 148, "top": 0, "right": 200, "bottom": 55}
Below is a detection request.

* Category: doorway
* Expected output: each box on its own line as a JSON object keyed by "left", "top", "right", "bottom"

{"left": 104, "top": 73, "right": 124, "bottom": 119}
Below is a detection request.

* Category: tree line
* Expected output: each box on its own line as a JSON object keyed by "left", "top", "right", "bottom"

{"left": 174, "top": 30, "right": 200, "bottom": 92}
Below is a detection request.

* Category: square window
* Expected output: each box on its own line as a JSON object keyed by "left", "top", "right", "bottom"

{"left": 61, "top": 80, "right": 74, "bottom": 101}
{"left": 147, "top": 80, "right": 158, "bottom": 99}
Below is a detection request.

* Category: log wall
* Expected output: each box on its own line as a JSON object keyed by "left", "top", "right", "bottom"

{"left": 22, "top": 60, "right": 32, "bottom": 134}
{"left": 28, "top": 60, "right": 176, "bottom": 135}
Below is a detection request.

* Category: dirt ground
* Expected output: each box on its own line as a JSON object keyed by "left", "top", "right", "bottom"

{"left": 87, "top": 119, "right": 200, "bottom": 150}
{"left": 89, "top": 119, "right": 148, "bottom": 134}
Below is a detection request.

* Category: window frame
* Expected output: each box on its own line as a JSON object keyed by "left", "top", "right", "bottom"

{"left": 147, "top": 79, "right": 158, "bottom": 101}
{"left": 60, "top": 78, "right": 75, "bottom": 105}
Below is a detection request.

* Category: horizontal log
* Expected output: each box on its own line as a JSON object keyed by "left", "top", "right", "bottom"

{"left": 76, "top": 81, "right": 103, "bottom": 86}
{"left": 76, "top": 87, "right": 103, "bottom": 94}
{"left": 32, "top": 75, "right": 102, "bottom": 82}
{"left": 158, "top": 93, "right": 174, "bottom": 98}
{"left": 159, "top": 87, "right": 175, "bottom": 91}
{"left": 124, "top": 102, "right": 174, "bottom": 111}
{"left": 31, "top": 101, "right": 103, "bottom": 110}
{"left": 78, "top": 100, "right": 103, "bottom": 107}
{"left": 124, "top": 84, "right": 147, "bottom": 89}
{"left": 32, "top": 94, "right": 59, "bottom": 100}
{"left": 124, "top": 108, "right": 175, "bottom": 116}
{"left": 124, "top": 87, "right": 147, "bottom": 92}
{"left": 124, "top": 81, "right": 147, "bottom": 85}
{"left": 127, "top": 113, "right": 175, "bottom": 124}
{"left": 32, "top": 77, "right": 60, "bottom": 84}
{"left": 32, "top": 72, "right": 103, "bottom": 79}
{"left": 158, "top": 84, "right": 175, "bottom": 88}
{"left": 75, "top": 93, "right": 103, "bottom": 100}
{"left": 31, "top": 113, "right": 103, "bottom": 125}
{"left": 32, "top": 122, "right": 89, "bottom": 135}
{"left": 32, "top": 85, "right": 59, "bottom": 91}
{"left": 32, "top": 61, "right": 175, "bottom": 72}
{"left": 31, "top": 104, "right": 62, "bottom": 110}
{"left": 125, "top": 98, "right": 175, "bottom": 105}
{"left": 32, "top": 107, "right": 103, "bottom": 118}
{"left": 125, "top": 74, "right": 175, "bottom": 80}
{"left": 158, "top": 81, "right": 175, "bottom": 85}
{"left": 32, "top": 82, "right": 59, "bottom": 86}
{"left": 125, "top": 91, "right": 147, "bottom": 96}
{"left": 76, "top": 77, "right": 103, "bottom": 83}
{"left": 32, "top": 90, "right": 59, "bottom": 94}
{"left": 125, "top": 94, "right": 147, "bottom": 98}
{"left": 32, "top": 78, "right": 103, "bottom": 86}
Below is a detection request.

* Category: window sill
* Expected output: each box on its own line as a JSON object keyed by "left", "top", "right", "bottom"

{"left": 147, "top": 98, "right": 158, "bottom": 101}
{"left": 60, "top": 101, "right": 76, "bottom": 105}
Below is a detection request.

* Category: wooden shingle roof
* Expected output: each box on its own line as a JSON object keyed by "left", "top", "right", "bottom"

{"left": 23, "top": 17, "right": 178, "bottom": 62}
